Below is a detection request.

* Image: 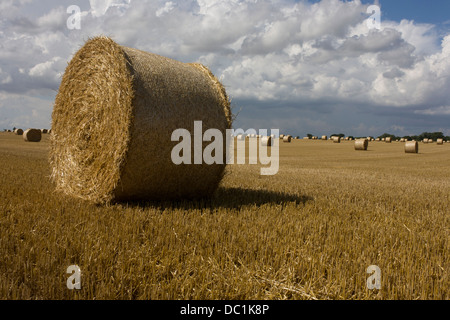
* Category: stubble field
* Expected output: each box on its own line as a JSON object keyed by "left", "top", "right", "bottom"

{"left": 0, "top": 132, "right": 448, "bottom": 300}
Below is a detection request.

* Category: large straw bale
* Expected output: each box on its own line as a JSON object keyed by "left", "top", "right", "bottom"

{"left": 405, "top": 141, "right": 419, "bottom": 154}
{"left": 23, "top": 129, "right": 42, "bottom": 142}
{"left": 332, "top": 136, "right": 341, "bottom": 143}
{"left": 283, "top": 135, "right": 292, "bottom": 143}
{"left": 14, "top": 129, "right": 24, "bottom": 135}
{"left": 261, "top": 136, "right": 272, "bottom": 146}
{"left": 50, "top": 36, "right": 232, "bottom": 203}
{"left": 354, "top": 139, "right": 368, "bottom": 151}
{"left": 437, "top": 138, "right": 444, "bottom": 145}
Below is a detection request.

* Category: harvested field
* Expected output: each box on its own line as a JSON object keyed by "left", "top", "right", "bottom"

{"left": 0, "top": 133, "right": 448, "bottom": 300}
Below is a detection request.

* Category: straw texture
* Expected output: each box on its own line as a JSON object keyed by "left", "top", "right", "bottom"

{"left": 50, "top": 36, "right": 232, "bottom": 203}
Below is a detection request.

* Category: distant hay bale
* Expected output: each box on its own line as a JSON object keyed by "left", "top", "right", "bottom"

{"left": 283, "top": 135, "right": 292, "bottom": 143}
{"left": 385, "top": 137, "right": 392, "bottom": 143}
{"left": 14, "top": 129, "right": 24, "bottom": 135}
{"left": 41, "top": 129, "right": 48, "bottom": 134}
{"left": 261, "top": 136, "right": 272, "bottom": 146}
{"left": 375, "top": 138, "right": 380, "bottom": 141}
{"left": 50, "top": 36, "right": 232, "bottom": 204}
{"left": 437, "top": 138, "right": 444, "bottom": 145}
{"left": 280, "top": 134, "right": 285, "bottom": 139}
{"left": 354, "top": 139, "right": 368, "bottom": 151}
{"left": 422, "top": 139, "right": 428, "bottom": 143}
{"left": 236, "top": 134, "right": 245, "bottom": 141}
{"left": 23, "top": 129, "right": 42, "bottom": 142}
{"left": 405, "top": 141, "right": 418, "bottom": 154}
{"left": 322, "top": 135, "right": 328, "bottom": 140}
{"left": 428, "top": 139, "right": 433, "bottom": 143}
{"left": 332, "top": 136, "right": 341, "bottom": 143}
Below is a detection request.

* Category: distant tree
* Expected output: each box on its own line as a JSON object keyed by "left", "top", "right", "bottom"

{"left": 417, "top": 132, "right": 443, "bottom": 140}
{"left": 306, "top": 133, "right": 313, "bottom": 139}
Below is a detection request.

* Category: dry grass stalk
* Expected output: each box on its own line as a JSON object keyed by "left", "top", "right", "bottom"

{"left": 50, "top": 36, "right": 232, "bottom": 203}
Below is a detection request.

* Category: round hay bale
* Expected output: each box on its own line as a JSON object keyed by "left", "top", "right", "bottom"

{"left": 428, "top": 139, "right": 433, "bottom": 143}
{"left": 405, "top": 141, "right": 419, "bottom": 154}
{"left": 385, "top": 137, "right": 392, "bottom": 143}
{"left": 14, "top": 129, "right": 24, "bottom": 135}
{"left": 279, "top": 134, "right": 285, "bottom": 139}
{"left": 23, "top": 129, "right": 42, "bottom": 142}
{"left": 332, "top": 136, "right": 341, "bottom": 143}
{"left": 437, "top": 138, "right": 444, "bottom": 145}
{"left": 283, "top": 135, "right": 292, "bottom": 143}
{"left": 322, "top": 135, "right": 328, "bottom": 140}
{"left": 354, "top": 139, "right": 368, "bottom": 151}
{"left": 50, "top": 36, "right": 232, "bottom": 203}
{"left": 261, "top": 136, "right": 272, "bottom": 147}
{"left": 41, "top": 129, "right": 48, "bottom": 134}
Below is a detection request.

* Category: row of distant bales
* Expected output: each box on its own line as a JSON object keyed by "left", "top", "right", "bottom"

{"left": 234, "top": 134, "right": 448, "bottom": 154}
{"left": 5, "top": 129, "right": 447, "bottom": 153}
{"left": 4, "top": 128, "right": 50, "bottom": 142}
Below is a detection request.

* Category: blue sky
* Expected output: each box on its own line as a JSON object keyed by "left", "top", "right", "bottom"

{"left": 0, "top": 0, "right": 449, "bottom": 137}
{"left": 376, "top": 0, "right": 450, "bottom": 26}
{"left": 309, "top": 0, "right": 450, "bottom": 25}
